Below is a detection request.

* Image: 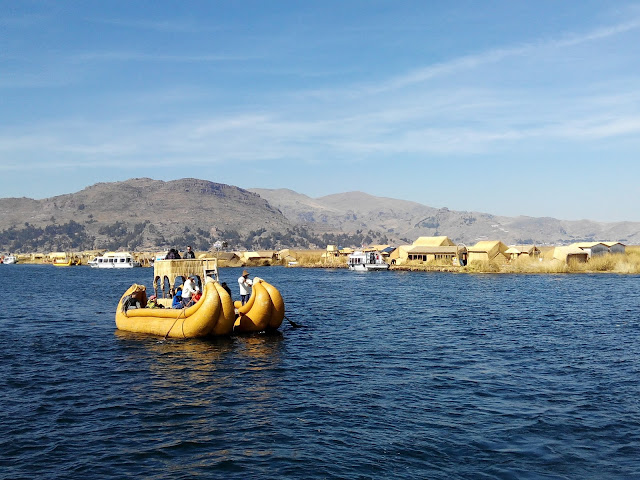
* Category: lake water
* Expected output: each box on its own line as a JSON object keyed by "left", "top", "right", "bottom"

{"left": 1, "top": 265, "right": 639, "bottom": 479}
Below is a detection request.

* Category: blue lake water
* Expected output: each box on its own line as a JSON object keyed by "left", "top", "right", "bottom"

{"left": 1, "top": 264, "right": 639, "bottom": 479}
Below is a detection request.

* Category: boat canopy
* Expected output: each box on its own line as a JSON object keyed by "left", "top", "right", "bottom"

{"left": 153, "top": 258, "right": 219, "bottom": 298}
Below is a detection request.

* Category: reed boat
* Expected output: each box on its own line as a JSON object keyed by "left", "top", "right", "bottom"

{"left": 52, "top": 257, "right": 80, "bottom": 267}
{"left": 116, "top": 279, "right": 236, "bottom": 338}
{"left": 115, "top": 257, "right": 285, "bottom": 338}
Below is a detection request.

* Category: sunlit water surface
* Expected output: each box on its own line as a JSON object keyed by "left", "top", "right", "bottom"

{"left": 1, "top": 265, "right": 639, "bottom": 479}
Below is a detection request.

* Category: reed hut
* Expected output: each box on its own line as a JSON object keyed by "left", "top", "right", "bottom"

{"left": 553, "top": 246, "right": 589, "bottom": 263}
{"left": 390, "top": 236, "right": 463, "bottom": 265}
{"left": 505, "top": 245, "right": 541, "bottom": 260}
{"left": 467, "top": 241, "right": 509, "bottom": 264}
{"left": 325, "top": 245, "right": 340, "bottom": 259}
{"left": 240, "top": 251, "right": 274, "bottom": 264}
{"left": 412, "top": 236, "right": 456, "bottom": 247}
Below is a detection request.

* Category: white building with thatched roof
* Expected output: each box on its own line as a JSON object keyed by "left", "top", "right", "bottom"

{"left": 602, "top": 242, "right": 626, "bottom": 254}
{"left": 570, "top": 242, "right": 609, "bottom": 258}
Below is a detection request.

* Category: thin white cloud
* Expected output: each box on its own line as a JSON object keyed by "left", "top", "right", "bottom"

{"left": 70, "top": 51, "right": 248, "bottom": 63}
{"left": 554, "top": 18, "right": 640, "bottom": 47}
{"left": 303, "top": 17, "right": 640, "bottom": 100}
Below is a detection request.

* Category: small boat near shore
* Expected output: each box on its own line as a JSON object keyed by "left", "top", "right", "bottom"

{"left": 90, "top": 251, "right": 141, "bottom": 269}
{"left": 347, "top": 250, "right": 390, "bottom": 271}
{"left": 115, "top": 258, "right": 285, "bottom": 338}
{"left": 2, "top": 255, "right": 17, "bottom": 264}
{"left": 52, "top": 257, "right": 80, "bottom": 267}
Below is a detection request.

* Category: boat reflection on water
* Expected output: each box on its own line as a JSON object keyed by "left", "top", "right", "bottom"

{"left": 113, "top": 329, "right": 284, "bottom": 390}
{"left": 236, "top": 331, "right": 284, "bottom": 362}
{"left": 114, "top": 330, "right": 235, "bottom": 391}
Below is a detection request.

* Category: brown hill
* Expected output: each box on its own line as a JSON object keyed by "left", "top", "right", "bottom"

{"left": 0, "top": 178, "right": 292, "bottom": 252}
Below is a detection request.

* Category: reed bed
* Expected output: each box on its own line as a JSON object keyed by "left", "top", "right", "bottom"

{"left": 461, "top": 252, "right": 640, "bottom": 274}
{"left": 292, "top": 250, "right": 640, "bottom": 274}
{"left": 389, "top": 250, "right": 640, "bottom": 274}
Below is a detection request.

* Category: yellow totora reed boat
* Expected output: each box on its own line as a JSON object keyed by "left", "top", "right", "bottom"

{"left": 116, "top": 279, "right": 236, "bottom": 338}
{"left": 115, "top": 257, "right": 285, "bottom": 338}
{"left": 52, "top": 256, "right": 81, "bottom": 267}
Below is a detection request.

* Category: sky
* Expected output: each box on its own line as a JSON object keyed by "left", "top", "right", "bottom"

{"left": 1, "top": 1, "right": 640, "bottom": 222}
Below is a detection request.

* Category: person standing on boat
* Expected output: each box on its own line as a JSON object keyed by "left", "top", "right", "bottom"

{"left": 182, "top": 276, "right": 198, "bottom": 306}
{"left": 238, "top": 270, "right": 253, "bottom": 305}
{"left": 184, "top": 245, "right": 195, "bottom": 259}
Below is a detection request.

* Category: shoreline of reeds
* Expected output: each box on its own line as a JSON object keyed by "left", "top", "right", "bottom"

{"left": 288, "top": 247, "right": 640, "bottom": 274}
{"left": 9, "top": 248, "right": 640, "bottom": 274}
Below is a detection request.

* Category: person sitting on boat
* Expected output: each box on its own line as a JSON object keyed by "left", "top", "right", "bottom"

{"left": 165, "top": 248, "right": 181, "bottom": 260}
{"left": 238, "top": 270, "right": 253, "bottom": 305}
{"left": 184, "top": 245, "right": 196, "bottom": 259}
{"left": 172, "top": 289, "right": 185, "bottom": 309}
{"left": 191, "top": 287, "right": 202, "bottom": 304}
{"left": 146, "top": 295, "right": 164, "bottom": 309}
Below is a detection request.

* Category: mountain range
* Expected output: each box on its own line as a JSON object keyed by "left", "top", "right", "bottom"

{"left": 0, "top": 178, "right": 638, "bottom": 253}
{"left": 249, "top": 188, "right": 640, "bottom": 246}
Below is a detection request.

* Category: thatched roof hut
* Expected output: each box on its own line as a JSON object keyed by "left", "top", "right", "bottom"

{"left": 553, "top": 246, "right": 588, "bottom": 263}
{"left": 467, "top": 241, "right": 509, "bottom": 263}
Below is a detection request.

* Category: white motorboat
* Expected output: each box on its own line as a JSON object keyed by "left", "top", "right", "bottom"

{"left": 89, "top": 252, "right": 141, "bottom": 269}
{"left": 2, "top": 255, "right": 17, "bottom": 264}
{"left": 347, "top": 251, "right": 390, "bottom": 271}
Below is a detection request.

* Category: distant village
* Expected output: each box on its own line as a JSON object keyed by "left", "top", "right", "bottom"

{"left": 328, "top": 236, "right": 627, "bottom": 266}
{"left": 1, "top": 236, "right": 630, "bottom": 269}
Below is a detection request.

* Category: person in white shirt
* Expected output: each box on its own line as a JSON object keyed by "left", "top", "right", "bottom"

{"left": 238, "top": 270, "right": 253, "bottom": 305}
{"left": 181, "top": 276, "right": 198, "bottom": 306}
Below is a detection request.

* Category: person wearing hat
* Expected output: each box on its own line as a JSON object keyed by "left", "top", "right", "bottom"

{"left": 147, "top": 294, "right": 164, "bottom": 309}
{"left": 238, "top": 270, "right": 253, "bottom": 305}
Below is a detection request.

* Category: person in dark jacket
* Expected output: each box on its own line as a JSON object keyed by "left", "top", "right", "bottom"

{"left": 184, "top": 245, "right": 195, "bottom": 259}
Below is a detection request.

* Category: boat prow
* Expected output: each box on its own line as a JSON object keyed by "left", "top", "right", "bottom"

{"left": 233, "top": 278, "right": 285, "bottom": 333}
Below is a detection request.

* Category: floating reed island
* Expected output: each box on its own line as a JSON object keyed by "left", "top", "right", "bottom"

{"left": 294, "top": 240, "right": 640, "bottom": 274}
{"left": 5, "top": 240, "right": 640, "bottom": 274}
